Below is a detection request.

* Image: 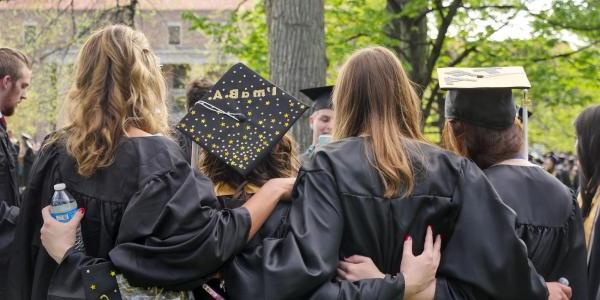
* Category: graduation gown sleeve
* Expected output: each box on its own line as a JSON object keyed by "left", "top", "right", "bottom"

{"left": 0, "top": 201, "right": 19, "bottom": 297}
{"left": 47, "top": 161, "right": 252, "bottom": 295}
{"left": 0, "top": 201, "right": 18, "bottom": 258}
{"left": 433, "top": 160, "right": 548, "bottom": 299}
{"left": 308, "top": 275, "right": 405, "bottom": 300}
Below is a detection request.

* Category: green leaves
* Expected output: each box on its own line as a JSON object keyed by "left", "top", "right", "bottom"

{"left": 185, "top": 0, "right": 597, "bottom": 151}
{"left": 184, "top": 4, "right": 269, "bottom": 76}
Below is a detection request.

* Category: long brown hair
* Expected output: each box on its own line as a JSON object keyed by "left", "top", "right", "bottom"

{"left": 50, "top": 25, "right": 169, "bottom": 177}
{"left": 442, "top": 119, "right": 523, "bottom": 169}
{"left": 333, "top": 47, "right": 426, "bottom": 198}
{"left": 575, "top": 105, "right": 600, "bottom": 218}
{"left": 198, "top": 133, "right": 300, "bottom": 200}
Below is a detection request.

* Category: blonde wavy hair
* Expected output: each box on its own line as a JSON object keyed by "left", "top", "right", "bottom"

{"left": 333, "top": 47, "right": 426, "bottom": 198}
{"left": 52, "top": 25, "right": 169, "bottom": 177}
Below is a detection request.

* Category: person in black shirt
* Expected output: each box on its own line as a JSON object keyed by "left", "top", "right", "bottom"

{"left": 438, "top": 68, "right": 584, "bottom": 299}
{"left": 0, "top": 47, "right": 31, "bottom": 206}
{"left": 0, "top": 47, "right": 31, "bottom": 299}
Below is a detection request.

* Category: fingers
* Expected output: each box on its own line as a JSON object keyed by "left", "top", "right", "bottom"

{"left": 433, "top": 234, "right": 442, "bottom": 266}
{"left": 547, "top": 282, "right": 570, "bottom": 300}
{"left": 424, "top": 226, "right": 433, "bottom": 253}
{"left": 69, "top": 208, "right": 85, "bottom": 226}
{"left": 338, "top": 261, "right": 351, "bottom": 272}
{"left": 556, "top": 290, "right": 568, "bottom": 300}
{"left": 344, "top": 255, "right": 370, "bottom": 264}
{"left": 559, "top": 284, "right": 572, "bottom": 299}
{"left": 402, "top": 235, "right": 414, "bottom": 259}
{"left": 337, "top": 262, "right": 359, "bottom": 282}
{"left": 336, "top": 267, "right": 349, "bottom": 281}
{"left": 41, "top": 205, "right": 53, "bottom": 223}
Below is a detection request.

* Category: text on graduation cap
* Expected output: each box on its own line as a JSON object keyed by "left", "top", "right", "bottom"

{"left": 209, "top": 86, "right": 279, "bottom": 100}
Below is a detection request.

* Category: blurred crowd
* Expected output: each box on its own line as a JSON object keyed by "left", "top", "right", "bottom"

{"left": 531, "top": 152, "right": 580, "bottom": 191}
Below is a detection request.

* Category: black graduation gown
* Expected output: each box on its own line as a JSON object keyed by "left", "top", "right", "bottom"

{"left": 0, "top": 124, "right": 21, "bottom": 298}
{"left": 0, "top": 124, "right": 19, "bottom": 207}
{"left": 484, "top": 164, "right": 588, "bottom": 300}
{"left": 8, "top": 136, "right": 252, "bottom": 300}
{"left": 0, "top": 201, "right": 19, "bottom": 299}
{"left": 194, "top": 195, "right": 292, "bottom": 300}
{"left": 224, "top": 137, "right": 548, "bottom": 299}
{"left": 175, "top": 128, "right": 193, "bottom": 163}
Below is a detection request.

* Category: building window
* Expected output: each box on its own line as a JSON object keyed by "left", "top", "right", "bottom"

{"left": 168, "top": 25, "right": 181, "bottom": 45}
{"left": 24, "top": 24, "right": 37, "bottom": 44}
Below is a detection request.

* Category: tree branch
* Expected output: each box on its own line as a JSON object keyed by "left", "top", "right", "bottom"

{"left": 434, "top": 0, "right": 446, "bottom": 19}
{"left": 421, "top": 81, "right": 439, "bottom": 126}
{"left": 345, "top": 33, "right": 367, "bottom": 42}
{"left": 463, "top": 5, "right": 517, "bottom": 10}
{"left": 38, "top": 8, "right": 115, "bottom": 62}
{"left": 527, "top": 10, "right": 600, "bottom": 31}
{"left": 531, "top": 41, "right": 599, "bottom": 62}
{"left": 450, "top": 45, "right": 478, "bottom": 66}
{"left": 422, "top": 0, "right": 462, "bottom": 89}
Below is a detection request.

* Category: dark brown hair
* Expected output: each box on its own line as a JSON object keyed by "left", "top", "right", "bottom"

{"left": 198, "top": 133, "right": 299, "bottom": 200}
{"left": 0, "top": 48, "right": 32, "bottom": 80}
{"left": 575, "top": 105, "right": 600, "bottom": 218}
{"left": 186, "top": 78, "right": 213, "bottom": 110}
{"left": 442, "top": 119, "right": 523, "bottom": 169}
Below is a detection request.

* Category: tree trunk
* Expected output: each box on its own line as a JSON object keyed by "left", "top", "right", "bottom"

{"left": 387, "top": 0, "right": 428, "bottom": 94}
{"left": 387, "top": 0, "right": 462, "bottom": 139}
{"left": 265, "top": 0, "right": 327, "bottom": 151}
{"left": 113, "top": 0, "right": 138, "bottom": 27}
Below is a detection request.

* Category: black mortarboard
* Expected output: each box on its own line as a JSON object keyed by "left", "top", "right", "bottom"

{"left": 300, "top": 85, "right": 333, "bottom": 114}
{"left": 438, "top": 67, "right": 531, "bottom": 129}
{"left": 177, "top": 63, "right": 309, "bottom": 176}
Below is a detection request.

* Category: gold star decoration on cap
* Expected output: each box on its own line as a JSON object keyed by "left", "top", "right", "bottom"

{"left": 177, "top": 63, "right": 308, "bottom": 176}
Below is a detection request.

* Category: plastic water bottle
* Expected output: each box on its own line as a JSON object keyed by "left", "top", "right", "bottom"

{"left": 50, "top": 183, "right": 85, "bottom": 251}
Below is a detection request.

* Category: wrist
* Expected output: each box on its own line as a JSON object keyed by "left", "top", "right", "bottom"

{"left": 267, "top": 179, "right": 286, "bottom": 199}
{"left": 402, "top": 272, "right": 420, "bottom": 297}
{"left": 57, "top": 244, "right": 76, "bottom": 263}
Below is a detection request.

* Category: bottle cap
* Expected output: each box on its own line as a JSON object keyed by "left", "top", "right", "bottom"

{"left": 558, "top": 277, "right": 569, "bottom": 286}
{"left": 53, "top": 183, "right": 66, "bottom": 191}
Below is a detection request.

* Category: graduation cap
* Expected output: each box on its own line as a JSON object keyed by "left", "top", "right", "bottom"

{"left": 438, "top": 66, "right": 532, "bottom": 155}
{"left": 300, "top": 85, "right": 333, "bottom": 114}
{"left": 177, "top": 63, "right": 309, "bottom": 176}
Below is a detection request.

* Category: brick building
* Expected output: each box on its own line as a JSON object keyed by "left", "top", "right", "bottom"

{"left": 0, "top": 0, "right": 252, "bottom": 137}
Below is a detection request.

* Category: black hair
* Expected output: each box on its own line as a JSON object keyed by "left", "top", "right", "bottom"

{"left": 575, "top": 105, "right": 600, "bottom": 218}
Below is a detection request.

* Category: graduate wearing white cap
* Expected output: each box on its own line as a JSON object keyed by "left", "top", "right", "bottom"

{"left": 439, "top": 66, "right": 587, "bottom": 300}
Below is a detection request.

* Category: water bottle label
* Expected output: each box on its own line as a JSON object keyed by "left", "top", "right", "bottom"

{"left": 51, "top": 206, "right": 78, "bottom": 223}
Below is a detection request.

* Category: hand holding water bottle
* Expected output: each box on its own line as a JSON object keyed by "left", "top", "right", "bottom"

{"left": 40, "top": 205, "right": 85, "bottom": 263}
